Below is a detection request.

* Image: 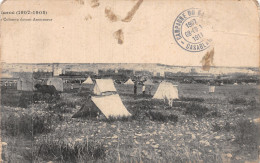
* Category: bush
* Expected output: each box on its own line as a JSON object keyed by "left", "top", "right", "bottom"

{"left": 1, "top": 91, "right": 33, "bottom": 108}
{"left": 233, "top": 119, "right": 260, "bottom": 159}
{"left": 125, "top": 100, "right": 165, "bottom": 110}
{"left": 212, "top": 122, "right": 234, "bottom": 132}
{"left": 206, "top": 111, "right": 222, "bottom": 117}
{"left": 1, "top": 111, "right": 63, "bottom": 139}
{"left": 185, "top": 103, "right": 209, "bottom": 118}
{"left": 180, "top": 97, "right": 204, "bottom": 102}
{"left": 146, "top": 111, "right": 178, "bottom": 122}
{"left": 229, "top": 97, "right": 247, "bottom": 105}
{"left": 171, "top": 101, "right": 188, "bottom": 108}
{"left": 104, "top": 116, "right": 132, "bottom": 123}
{"left": 24, "top": 140, "right": 106, "bottom": 162}
{"left": 47, "top": 101, "right": 76, "bottom": 114}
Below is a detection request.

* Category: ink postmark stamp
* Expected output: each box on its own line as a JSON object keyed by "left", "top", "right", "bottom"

{"left": 172, "top": 8, "right": 212, "bottom": 52}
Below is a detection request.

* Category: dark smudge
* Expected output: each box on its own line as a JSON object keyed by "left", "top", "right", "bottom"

{"left": 85, "top": 15, "right": 92, "bottom": 21}
{"left": 75, "top": 0, "right": 84, "bottom": 5}
{"left": 105, "top": 7, "right": 119, "bottom": 22}
{"left": 201, "top": 48, "right": 214, "bottom": 71}
{"left": 122, "top": 0, "right": 143, "bottom": 22}
{"left": 90, "top": 0, "right": 100, "bottom": 8}
{"left": 114, "top": 29, "right": 124, "bottom": 44}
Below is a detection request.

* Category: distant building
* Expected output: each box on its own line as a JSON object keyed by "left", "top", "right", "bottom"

{"left": 33, "top": 71, "right": 53, "bottom": 79}
{"left": 135, "top": 70, "right": 152, "bottom": 77}
{"left": 53, "top": 68, "right": 63, "bottom": 76}
{"left": 118, "top": 69, "right": 134, "bottom": 76}
{"left": 98, "top": 69, "right": 116, "bottom": 76}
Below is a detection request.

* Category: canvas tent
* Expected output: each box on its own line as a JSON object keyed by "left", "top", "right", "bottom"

{"left": 93, "top": 79, "right": 117, "bottom": 95}
{"left": 83, "top": 77, "right": 93, "bottom": 84}
{"left": 153, "top": 81, "right": 179, "bottom": 100}
{"left": 17, "top": 78, "right": 34, "bottom": 91}
{"left": 124, "top": 79, "right": 134, "bottom": 85}
{"left": 143, "top": 79, "right": 154, "bottom": 85}
{"left": 91, "top": 94, "right": 131, "bottom": 118}
{"left": 17, "top": 72, "right": 34, "bottom": 91}
{"left": 47, "top": 77, "right": 63, "bottom": 92}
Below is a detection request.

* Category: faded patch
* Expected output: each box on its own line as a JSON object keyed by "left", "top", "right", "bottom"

{"left": 122, "top": 0, "right": 143, "bottom": 22}
{"left": 90, "top": 0, "right": 99, "bottom": 8}
{"left": 114, "top": 29, "right": 124, "bottom": 44}
{"left": 200, "top": 48, "right": 214, "bottom": 71}
{"left": 85, "top": 14, "right": 92, "bottom": 21}
{"left": 105, "top": 7, "right": 119, "bottom": 22}
{"left": 75, "top": 0, "right": 84, "bottom": 5}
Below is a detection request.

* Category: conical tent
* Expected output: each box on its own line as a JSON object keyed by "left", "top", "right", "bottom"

{"left": 93, "top": 79, "right": 117, "bottom": 95}
{"left": 91, "top": 94, "right": 131, "bottom": 118}
{"left": 83, "top": 77, "right": 93, "bottom": 84}
{"left": 124, "top": 79, "right": 134, "bottom": 85}
{"left": 47, "top": 77, "right": 63, "bottom": 92}
{"left": 153, "top": 81, "right": 179, "bottom": 100}
{"left": 144, "top": 79, "right": 154, "bottom": 85}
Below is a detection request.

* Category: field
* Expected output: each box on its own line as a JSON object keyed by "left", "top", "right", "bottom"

{"left": 1, "top": 83, "right": 260, "bottom": 162}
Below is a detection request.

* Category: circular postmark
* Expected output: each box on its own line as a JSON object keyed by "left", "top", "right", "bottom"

{"left": 172, "top": 8, "right": 212, "bottom": 52}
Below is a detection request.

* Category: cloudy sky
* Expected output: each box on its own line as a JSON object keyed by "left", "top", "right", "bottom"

{"left": 0, "top": 0, "right": 259, "bottom": 67}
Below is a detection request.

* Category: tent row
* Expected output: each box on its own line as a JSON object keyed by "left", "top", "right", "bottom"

{"left": 73, "top": 79, "right": 180, "bottom": 119}
{"left": 17, "top": 77, "right": 64, "bottom": 92}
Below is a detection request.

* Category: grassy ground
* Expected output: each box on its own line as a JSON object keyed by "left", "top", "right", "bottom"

{"left": 1, "top": 83, "right": 260, "bottom": 162}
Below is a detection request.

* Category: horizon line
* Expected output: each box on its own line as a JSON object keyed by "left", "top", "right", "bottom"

{"left": 1, "top": 62, "right": 259, "bottom": 69}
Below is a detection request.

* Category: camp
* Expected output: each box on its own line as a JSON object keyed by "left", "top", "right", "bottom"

{"left": 91, "top": 94, "right": 131, "bottom": 118}
{"left": 153, "top": 81, "right": 179, "bottom": 100}
{"left": 47, "top": 77, "right": 64, "bottom": 92}
{"left": 93, "top": 79, "right": 117, "bottom": 95}
{"left": 124, "top": 78, "right": 134, "bottom": 85}
{"left": 83, "top": 76, "right": 93, "bottom": 84}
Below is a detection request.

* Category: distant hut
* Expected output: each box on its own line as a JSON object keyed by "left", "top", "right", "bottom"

{"left": 17, "top": 72, "right": 34, "bottom": 91}
{"left": 17, "top": 78, "right": 34, "bottom": 91}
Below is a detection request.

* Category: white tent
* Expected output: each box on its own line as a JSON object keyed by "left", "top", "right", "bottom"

{"left": 209, "top": 86, "right": 215, "bottom": 93}
{"left": 144, "top": 79, "right": 154, "bottom": 85}
{"left": 93, "top": 79, "right": 117, "bottom": 95}
{"left": 124, "top": 79, "right": 134, "bottom": 85}
{"left": 83, "top": 77, "right": 93, "bottom": 84}
{"left": 153, "top": 81, "right": 179, "bottom": 100}
{"left": 47, "top": 77, "right": 63, "bottom": 92}
{"left": 92, "top": 94, "right": 131, "bottom": 118}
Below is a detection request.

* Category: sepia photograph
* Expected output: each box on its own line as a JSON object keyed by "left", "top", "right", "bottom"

{"left": 0, "top": 0, "right": 260, "bottom": 162}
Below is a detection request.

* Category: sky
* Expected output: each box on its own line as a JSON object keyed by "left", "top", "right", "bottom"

{"left": 0, "top": 0, "right": 259, "bottom": 67}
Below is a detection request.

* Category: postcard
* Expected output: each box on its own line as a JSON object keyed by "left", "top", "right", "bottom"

{"left": 0, "top": 0, "right": 259, "bottom": 162}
